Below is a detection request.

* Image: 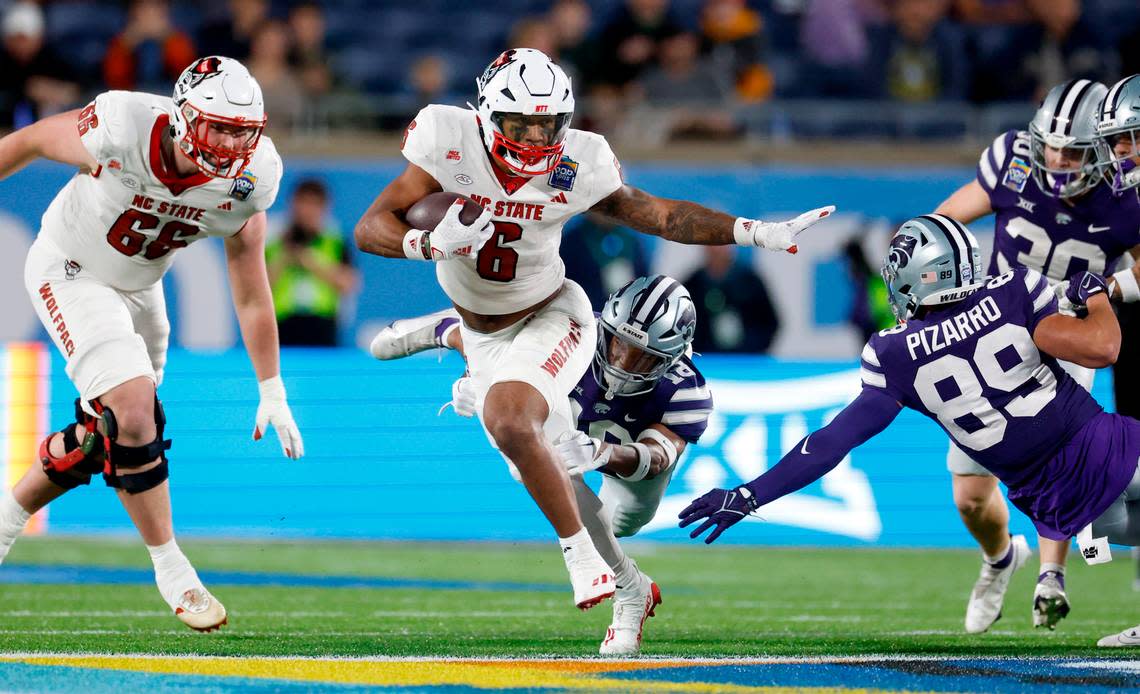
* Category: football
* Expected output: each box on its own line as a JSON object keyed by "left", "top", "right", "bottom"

{"left": 404, "top": 191, "right": 485, "bottom": 231}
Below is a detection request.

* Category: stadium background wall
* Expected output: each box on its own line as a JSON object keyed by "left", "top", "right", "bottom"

{"left": 0, "top": 344, "right": 1114, "bottom": 548}
{"left": 0, "top": 160, "right": 1004, "bottom": 359}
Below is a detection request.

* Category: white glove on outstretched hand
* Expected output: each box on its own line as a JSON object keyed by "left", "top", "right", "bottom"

{"left": 443, "top": 376, "right": 478, "bottom": 418}
{"left": 552, "top": 430, "right": 612, "bottom": 476}
{"left": 253, "top": 375, "right": 304, "bottom": 460}
{"left": 733, "top": 205, "right": 835, "bottom": 253}
{"left": 427, "top": 199, "right": 495, "bottom": 260}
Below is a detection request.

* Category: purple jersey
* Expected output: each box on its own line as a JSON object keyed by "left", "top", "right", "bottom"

{"left": 978, "top": 129, "right": 1140, "bottom": 283}
{"left": 860, "top": 268, "right": 1133, "bottom": 536}
{"left": 571, "top": 355, "right": 711, "bottom": 445}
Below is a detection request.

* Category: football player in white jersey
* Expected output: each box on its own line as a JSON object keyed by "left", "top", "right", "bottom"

{"left": 0, "top": 56, "right": 304, "bottom": 632}
{"left": 354, "top": 48, "right": 832, "bottom": 612}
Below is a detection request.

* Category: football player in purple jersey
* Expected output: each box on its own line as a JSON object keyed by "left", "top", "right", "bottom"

{"left": 1096, "top": 74, "right": 1140, "bottom": 606}
{"left": 682, "top": 214, "right": 1140, "bottom": 648}
{"left": 933, "top": 79, "right": 1140, "bottom": 633}
{"left": 370, "top": 275, "right": 712, "bottom": 656}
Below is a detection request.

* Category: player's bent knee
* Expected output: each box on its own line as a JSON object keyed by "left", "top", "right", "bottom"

{"left": 952, "top": 475, "right": 997, "bottom": 517}
{"left": 103, "top": 396, "right": 172, "bottom": 494}
{"left": 611, "top": 514, "right": 650, "bottom": 538}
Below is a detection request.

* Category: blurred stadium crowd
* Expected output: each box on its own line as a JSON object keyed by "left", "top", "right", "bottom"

{"left": 2, "top": 0, "right": 1139, "bottom": 142}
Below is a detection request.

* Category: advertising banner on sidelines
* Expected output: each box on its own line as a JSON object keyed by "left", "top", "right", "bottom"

{"left": 5, "top": 346, "right": 1112, "bottom": 548}
{"left": 0, "top": 161, "right": 986, "bottom": 359}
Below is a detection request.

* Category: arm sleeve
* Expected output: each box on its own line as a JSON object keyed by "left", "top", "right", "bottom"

{"left": 976, "top": 130, "right": 1014, "bottom": 196}
{"left": 743, "top": 387, "right": 901, "bottom": 507}
{"left": 78, "top": 91, "right": 127, "bottom": 164}
{"left": 1021, "top": 268, "right": 1058, "bottom": 332}
{"left": 582, "top": 133, "right": 624, "bottom": 208}
{"left": 251, "top": 140, "right": 283, "bottom": 213}
{"left": 659, "top": 373, "right": 713, "bottom": 443}
{"left": 400, "top": 106, "right": 439, "bottom": 177}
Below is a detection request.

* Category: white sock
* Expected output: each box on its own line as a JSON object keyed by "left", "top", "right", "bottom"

{"left": 0, "top": 492, "right": 31, "bottom": 564}
{"left": 612, "top": 555, "right": 640, "bottom": 589}
{"left": 146, "top": 538, "right": 204, "bottom": 610}
{"left": 1040, "top": 562, "right": 1065, "bottom": 576}
{"left": 558, "top": 527, "right": 595, "bottom": 562}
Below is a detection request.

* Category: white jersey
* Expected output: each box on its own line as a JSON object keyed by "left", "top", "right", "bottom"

{"left": 40, "top": 90, "right": 281, "bottom": 291}
{"left": 401, "top": 105, "right": 623, "bottom": 314}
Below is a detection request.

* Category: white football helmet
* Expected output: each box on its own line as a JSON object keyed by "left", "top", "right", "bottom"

{"left": 170, "top": 56, "right": 266, "bottom": 179}
{"left": 474, "top": 48, "right": 574, "bottom": 177}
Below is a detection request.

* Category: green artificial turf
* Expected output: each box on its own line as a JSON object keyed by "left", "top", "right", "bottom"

{"left": 0, "top": 536, "right": 1134, "bottom": 658}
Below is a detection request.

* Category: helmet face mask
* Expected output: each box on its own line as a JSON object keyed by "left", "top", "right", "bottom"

{"left": 1029, "top": 132, "right": 1100, "bottom": 198}
{"left": 1028, "top": 79, "right": 1107, "bottom": 199}
{"left": 489, "top": 112, "right": 571, "bottom": 174}
{"left": 882, "top": 215, "right": 984, "bottom": 322}
{"left": 171, "top": 56, "right": 266, "bottom": 179}
{"left": 1096, "top": 127, "right": 1140, "bottom": 194}
{"left": 593, "top": 275, "right": 697, "bottom": 399}
{"left": 475, "top": 48, "right": 574, "bottom": 177}
{"left": 1096, "top": 75, "right": 1140, "bottom": 194}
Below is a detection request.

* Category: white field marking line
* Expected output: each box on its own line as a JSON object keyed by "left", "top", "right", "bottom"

{"left": 0, "top": 628, "right": 1060, "bottom": 638}
{"left": 1062, "top": 661, "right": 1140, "bottom": 672}
{"left": 0, "top": 653, "right": 1120, "bottom": 664}
{"left": 0, "top": 610, "right": 555, "bottom": 619}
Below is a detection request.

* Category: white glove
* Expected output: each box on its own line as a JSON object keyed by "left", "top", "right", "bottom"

{"left": 733, "top": 205, "right": 835, "bottom": 253}
{"left": 253, "top": 375, "right": 304, "bottom": 460}
{"left": 443, "top": 376, "right": 477, "bottom": 418}
{"left": 1054, "top": 280, "right": 1078, "bottom": 317}
{"left": 426, "top": 199, "right": 495, "bottom": 260}
{"left": 552, "top": 430, "right": 611, "bottom": 476}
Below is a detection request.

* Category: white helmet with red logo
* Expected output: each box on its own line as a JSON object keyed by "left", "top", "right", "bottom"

{"left": 475, "top": 48, "right": 574, "bottom": 177}
{"left": 170, "top": 56, "right": 266, "bottom": 179}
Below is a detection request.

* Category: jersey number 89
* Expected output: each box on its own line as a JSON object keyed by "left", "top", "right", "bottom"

{"left": 913, "top": 323, "right": 1057, "bottom": 450}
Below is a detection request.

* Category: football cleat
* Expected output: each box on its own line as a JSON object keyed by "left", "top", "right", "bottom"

{"left": 964, "top": 534, "right": 1030, "bottom": 634}
{"left": 599, "top": 568, "right": 661, "bottom": 656}
{"left": 1032, "top": 571, "right": 1070, "bottom": 630}
{"left": 174, "top": 588, "right": 227, "bottom": 632}
{"left": 1098, "top": 625, "right": 1140, "bottom": 647}
{"left": 563, "top": 545, "right": 615, "bottom": 611}
{"left": 369, "top": 309, "right": 459, "bottom": 360}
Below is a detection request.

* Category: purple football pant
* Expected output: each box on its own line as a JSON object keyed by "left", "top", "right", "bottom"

{"left": 1025, "top": 412, "right": 1140, "bottom": 542}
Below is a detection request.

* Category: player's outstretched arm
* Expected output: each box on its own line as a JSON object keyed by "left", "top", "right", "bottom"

{"left": 0, "top": 108, "right": 98, "bottom": 179}
{"left": 934, "top": 180, "right": 992, "bottom": 225}
{"left": 225, "top": 212, "right": 304, "bottom": 459}
{"left": 555, "top": 424, "right": 686, "bottom": 479}
{"left": 353, "top": 162, "right": 442, "bottom": 257}
{"left": 679, "top": 388, "right": 900, "bottom": 543}
{"left": 1035, "top": 281, "right": 1120, "bottom": 368}
{"left": 591, "top": 184, "right": 833, "bottom": 254}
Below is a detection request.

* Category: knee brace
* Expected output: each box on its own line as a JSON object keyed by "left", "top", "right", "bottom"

{"left": 102, "top": 396, "right": 172, "bottom": 495}
{"left": 39, "top": 399, "right": 108, "bottom": 489}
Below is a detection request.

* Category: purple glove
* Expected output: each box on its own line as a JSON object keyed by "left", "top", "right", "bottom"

{"left": 1065, "top": 271, "right": 1108, "bottom": 307}
{"left": 678, "top": 485, "right": 759, "bottom": 544}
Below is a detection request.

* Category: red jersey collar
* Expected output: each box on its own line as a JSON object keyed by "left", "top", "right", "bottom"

{"left": 149, "top": 114, "right": 211, "bottom": 196}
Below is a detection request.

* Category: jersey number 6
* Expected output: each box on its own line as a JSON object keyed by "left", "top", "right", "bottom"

{"left": 106, "top": 209, "right": 199, "bottom": 260}
{"left": 476, "top": 221, "right": 522, "bottom": 282}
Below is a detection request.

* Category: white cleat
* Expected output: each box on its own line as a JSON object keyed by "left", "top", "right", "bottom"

{"left": 964, "top": 534, "right": 1030, "bottom": 634}
{"left": 1098, "top": 625, "right": 1140, "bottom": 647}
{"left": 174, "top": 588, "right": 227, "bottom": 632}
{"left": 564, "top": 547, "right": 615, "bottom": 611}
{"left": 1032, "top": 573, "right": 1070, "bottom": 630}
{"left": 369, "top": 309, "right": 459, "bottom": 360}
{"left": 599, "top": 570, "right": 662, "bottom": 656}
